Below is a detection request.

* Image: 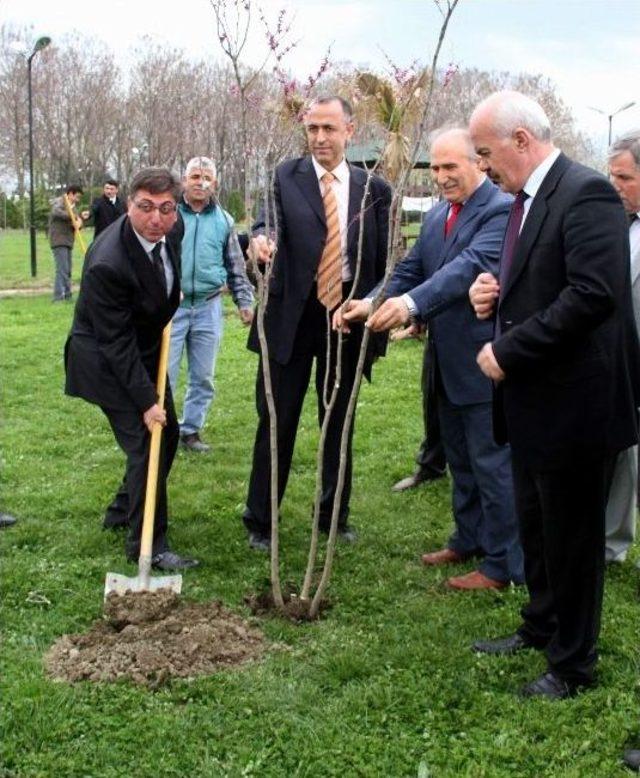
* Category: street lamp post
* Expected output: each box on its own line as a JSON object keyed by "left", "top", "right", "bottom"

{"left": 27, "top": 35, "right": 51, "bottom": 278}
{"left": 588, "top": 101, "right": 637, "bottom": 146}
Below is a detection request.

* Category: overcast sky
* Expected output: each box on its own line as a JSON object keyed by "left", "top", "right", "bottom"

{"left": 2, "top": 0, "right": 639, "bottom": 149}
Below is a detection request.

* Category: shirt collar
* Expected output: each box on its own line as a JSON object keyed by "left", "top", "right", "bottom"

{"left": 523, "top": 148, "right": 561, "bottom": 200}
{"left": 181, "top": 194, "right": 215, "bottom": 214}
{"left": 452, "top": 175, "right": 487, "bottom": 208}
{"left": 312, "top": 155, "right": 349, "bottom": 183}
{"left": 132, "top": 226, "right": 165, "bottom": 255}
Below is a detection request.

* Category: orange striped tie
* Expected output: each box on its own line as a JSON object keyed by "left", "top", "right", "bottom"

{"left": 317, "top": 171, "right": 343, "bottom": 310}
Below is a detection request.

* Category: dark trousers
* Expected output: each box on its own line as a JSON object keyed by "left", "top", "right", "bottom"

{"left": 438, "top": 391, "right": 523, "bottom": 583}
{"left": 101, "top": 385, "right": 179, "bottom": 560}
{"left": 245, "top": 291, "right": 359, "bottom": 534}
{"left": 415, "top": 342, "right": 447, "bottom": 476}
{"left": 512, "top": 451, "right": 612, "bottom": 684}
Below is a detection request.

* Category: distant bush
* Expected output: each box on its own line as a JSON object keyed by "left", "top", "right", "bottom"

{"left": 224, "top": 190, "right": 245, "bottom": 223}
{"left": 0, "top": 189, "right": 95, "bottom": 231}
{"left": 0, "top": 194, "right": 26, "bottom": 229}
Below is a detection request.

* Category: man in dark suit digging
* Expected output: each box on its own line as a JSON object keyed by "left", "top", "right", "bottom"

{"left": 65, "top": 167, "right": 198, "bottom": 571}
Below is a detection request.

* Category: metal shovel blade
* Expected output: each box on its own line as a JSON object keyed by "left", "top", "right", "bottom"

{"left": 104, "top": 571, "right": 182, "bottom": 599}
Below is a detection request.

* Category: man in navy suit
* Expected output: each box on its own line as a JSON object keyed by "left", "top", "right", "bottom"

{"left": 339, "top": 128, "right": 523, "bottom": 589}
{"left": 242, "top": 96, "right": 391, "bottom": 550}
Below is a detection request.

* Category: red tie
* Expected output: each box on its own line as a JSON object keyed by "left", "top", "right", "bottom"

{"left": 445, "top": 202, "right": 462, "bottom": 237}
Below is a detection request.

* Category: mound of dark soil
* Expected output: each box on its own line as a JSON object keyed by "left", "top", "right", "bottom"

{"left": 44, "top": 590, "right": 267, "bottom": 686}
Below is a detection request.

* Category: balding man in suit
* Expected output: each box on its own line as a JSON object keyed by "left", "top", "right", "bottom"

{"left": 468, "top": 92, "right": 640, "bottom": 699}
{"left": 339, "top": 128, "right": 523, "bottom": 590}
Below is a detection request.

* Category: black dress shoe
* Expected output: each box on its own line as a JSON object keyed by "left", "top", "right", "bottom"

{"left": 337, "top": 525, "right": 358, "bottom": 543}
{"left": 248, "top": 531, "right": 271, "bottom": 551}
{"left": 319, "top": 524, "right": 358, "bottom": 543}
{"left": 392, "top": 469, "right": 445, "bottom": 492}
{"left": 472, "top": 632, "right": 533, "bottom": 655}
{"left": 103, "top": 517, "right": 129, "bottom": 530}
{"left": 623, "top": 749, "right": 640, "bottom": 771}
{"left": 151, "top": 551, "right": 200, "bottom": 571}
{"left": 520, "top": 671, "right": 583, "bottom": 700}
{"left": 0, "top": 513, "right": 17, "bottom": 528}
{"left": 180, "top": 432, "right": 211, "bottom": 453}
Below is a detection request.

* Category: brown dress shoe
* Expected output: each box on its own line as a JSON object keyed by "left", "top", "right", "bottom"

{"left": 446, "top": 570, "right": 507, "bottom": 590}
{"left": 421, "top": 547, "right": 464, "bottom": 566}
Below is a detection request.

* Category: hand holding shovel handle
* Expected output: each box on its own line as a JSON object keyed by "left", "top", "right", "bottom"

{"left": 63, "top": 193, "right": 87, "bottom": 254}
{"left": 137, "top": 322, "right": 172, "bottom": 589}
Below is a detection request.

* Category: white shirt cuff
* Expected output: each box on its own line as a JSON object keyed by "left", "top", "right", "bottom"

{"left": 402, "top": 293, "right": 418, "bottom": 317}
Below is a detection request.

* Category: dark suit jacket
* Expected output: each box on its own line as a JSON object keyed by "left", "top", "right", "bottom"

{"left": 385, "top": 178, "right": 512, "bottom": 405}
{"left": 492, "top": 153, "right": 640, "bottom": 468}
{"left": 91, "top": 194, "right": 126, "bottom": 238}
{"left": 248, "top": 156, "right": 392, "bottom": 374}
{"left": 65, "top": 215, "right": 180, "bottom": 412}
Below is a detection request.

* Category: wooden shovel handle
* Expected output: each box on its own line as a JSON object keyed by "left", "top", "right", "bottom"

{"left": 63, "top": 193, "right": 87, "bottom": 254}
{"left": 139, "top": 322, "right": 172, "bottom": 565}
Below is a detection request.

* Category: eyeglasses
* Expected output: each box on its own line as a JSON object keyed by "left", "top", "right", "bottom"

{"left": 133, "top": 200, "right": 177, "bottom": 215}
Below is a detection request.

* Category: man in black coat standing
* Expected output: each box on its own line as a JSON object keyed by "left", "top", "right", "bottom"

{"left": 468, "top": 91, "right": 640, "bottom": 698}
{"left": 242, "top": 96, "right": 391, "bottom": 550}
{"left": 90, "top": 179, "right": 126, "bottom": 239}
{"left": 65, "top": 167, "right": 198, "bottom": 570}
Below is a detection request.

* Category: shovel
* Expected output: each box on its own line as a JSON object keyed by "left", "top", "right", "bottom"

{"left": 63, "top": 193, "right": 87, "bottom": 254}
{"left": 104, "top": 322, "right": 182, "bottom": 598}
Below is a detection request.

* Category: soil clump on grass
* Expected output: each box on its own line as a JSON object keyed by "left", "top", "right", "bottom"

{"left": 44, "top": 590, "right": 267, "bottom": 686}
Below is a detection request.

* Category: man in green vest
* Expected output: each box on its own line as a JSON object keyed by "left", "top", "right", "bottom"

{"left": 168, "top": 156, "right": 254, "bottom": 452}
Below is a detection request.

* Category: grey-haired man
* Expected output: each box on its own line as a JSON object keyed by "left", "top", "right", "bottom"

{"left": 168, "top": 156, "right": 254, "bottom": 452}
{"left": 605, "top": 130, "right": 640, "bottom": 564}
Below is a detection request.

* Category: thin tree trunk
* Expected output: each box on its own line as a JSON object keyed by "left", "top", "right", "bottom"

{"left": 308, "top": 0, "right": 460, "bottom": 616}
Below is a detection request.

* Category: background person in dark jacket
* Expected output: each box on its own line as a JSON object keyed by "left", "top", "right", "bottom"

{"left": 90, "top": 179, "right": 126, "bottom": 239}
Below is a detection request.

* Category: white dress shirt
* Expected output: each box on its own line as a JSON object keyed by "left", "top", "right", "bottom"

{"left": 312, "top": 155, "right": 352, "bottom": 281}
{"left": 132, "top": 228, "right": 174, "bottom": 294}
{"left": 630, "top": 213, "right": 640, "bottom": 265}
{"left": 520, "top": 148, "right": 561, "bottom": 230}
{"left": 402, "top": 179, "right": 487, "bottom": 316}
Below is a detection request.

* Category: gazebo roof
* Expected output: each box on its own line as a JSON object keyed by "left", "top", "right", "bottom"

{"left": 346, "top": 142, "right": 430, "bottom": 168}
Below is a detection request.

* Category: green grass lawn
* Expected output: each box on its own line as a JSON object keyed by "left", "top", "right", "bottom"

{"left": 403, "top": 221, "right": 422, "bottom": 240}
{"left": 0, "top": 225, "right": 420, "bottom": 292}
{"left": 0, "top": 229, "right": 86, "bottom": 291}
{"left": 1, "top": 253, "right": 639, "bottom": 775}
